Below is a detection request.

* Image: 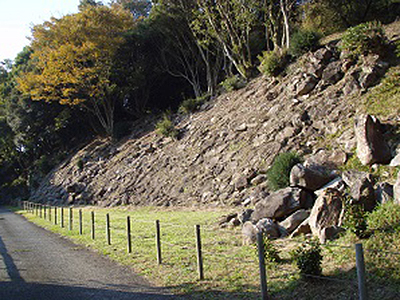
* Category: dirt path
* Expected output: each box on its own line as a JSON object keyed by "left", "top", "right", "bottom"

{"left": 0, "top": 207, "right": 178, "bottom": 300}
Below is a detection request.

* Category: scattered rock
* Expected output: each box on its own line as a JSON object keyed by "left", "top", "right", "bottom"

{"left": 251, "top": 187, "right": 312, "bottom": 222}
{"left": 354, "top": 114, "right": 391, "bottom": 166}
{"left": 309, "top": 188, "right": 343, "bottom": 243}
{"left": 238, "top": 209, "right": 254, "bottom": 224}
{"left": 242, "top": 221, "right": 258, "bottom": 245}
{"left": 290, "top": 218, "right": 311, "bottom": 238}
{"left": 296, "top": 74, "right": 318, "bottom": 96}
{"left": 350, "top": 175, "right": 377, "bottom": 212}
{"left": 375, "top": 182, "right": 394, "bottom": 204}
{"left": 290, "top": 164, "right": 336, "bottom": 191}
{"left": 256, "top": 218, "right": 280, "bottom": 239}
{"left": 279, "top": 209, "right": 310, "bottom": 234}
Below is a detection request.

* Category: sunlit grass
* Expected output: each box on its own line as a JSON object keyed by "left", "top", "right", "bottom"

{"left": 16, "top": 204, "right": 400, "bottom": 299}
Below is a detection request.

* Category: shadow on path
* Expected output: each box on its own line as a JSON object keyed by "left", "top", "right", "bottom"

{"left": 0, "top": 281, "right": 177, "bottom": 300}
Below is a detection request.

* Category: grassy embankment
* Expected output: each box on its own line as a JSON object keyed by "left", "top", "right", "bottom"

{"left": 14, "top": 204, "right": 400, "bottom": 300}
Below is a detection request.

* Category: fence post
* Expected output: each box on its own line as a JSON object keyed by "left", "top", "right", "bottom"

{"left": 91, "top": 211, "right": 95, "bottom": 240}
{"left": 54, "top": 207, "right": 57, "bottom": 225}
{"left": 79, "top": 209, "right": 83, "bottom": 235}
{"left": 355, "top": 243, "right": 368, "bottom": 300}
{"left": 195, "top": 225, "right": 204, "bottom": 280}
{"left": 155, "top": 220, "right": 162, "bottom": 264}
{"left": 40, "top": 205, "right": 43, "bottom": 218}
{"left": 127, "top": 216, "right": 132, "bottom": 253}
{"left": 106, "top": 213, "right": 111, "bottom": 245}
{"left": 69, "top": 208, "right": 73, "bottom": 230}
{"left": 257, "top": 231, "right": 269, "bottom": 300}
{"left": 61, "top": 207, "right": 64, "bottom": 228}
{"left": 48, "top": 206, "right": 51, "bottom": 222}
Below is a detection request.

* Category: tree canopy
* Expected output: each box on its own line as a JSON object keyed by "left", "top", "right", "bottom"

{"left": 17, "top": 4, "right": 134, "bottom": 135}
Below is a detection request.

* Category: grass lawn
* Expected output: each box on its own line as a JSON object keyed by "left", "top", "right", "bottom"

{"left": 14, "top": 204, "right": 400, "bottom": 299}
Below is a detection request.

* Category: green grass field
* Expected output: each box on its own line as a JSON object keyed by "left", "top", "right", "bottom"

{"left": 15, "top": 203, "right": 400, "bottom": 299}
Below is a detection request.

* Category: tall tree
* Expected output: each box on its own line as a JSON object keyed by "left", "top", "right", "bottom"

{"left": 194, "top": 0, "right": 263, "bottom": 79}
{"left": 17, "top": 4, "right": 134, "bottom": 136}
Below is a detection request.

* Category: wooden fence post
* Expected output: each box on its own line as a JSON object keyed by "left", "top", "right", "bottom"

{"left": 195, "top": 225, "right": 204, "bottom": 280}
{"left": 40, "top": 205, "right": 43, "bottom": 218}
{"left": 355, "top": 243, "right": 368, "bottom": 300}
{"left": 54, "top": 207, "right": 57, "bottom": 225}
{"left": 61, "top": 207, "right": 64, "bottom": 228}
{"left": 155, "top": 220, "right": 162, "bottom": 264}
{"left": 69, "top": 208, "right": 73, "bottom": 230}
{"left": 257, "top": 231, "right": 269, "bottom": 300}
{"left": 127, "top": 216, "right": 132, "bottom": 253}
{"left": 91, "top": 211, "right": 95, "bottom": 240}
{"left": 79, "top": 209, "right": 83, "bottom": 235}
{"left": 106, "top": 213, "right": 111, "bottom": 245}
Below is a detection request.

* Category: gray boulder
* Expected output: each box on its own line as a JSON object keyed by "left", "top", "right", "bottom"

{"left": 315, "top": 177, "right": 346, "bottom": 197}
{"left": 251, "top": 187, "right": 313, "bottom": 222}
{"left": 242, "top": 221, "right": 258, "bottom": 245}
{"left": 350, "top": 175, "right": 377, "bottom": 212}
{"left": 256, "top": 218, "right": 281, "bottom": 239}
{"left": 296, "top": 74, "right": 318, "bottom": 96}
{"left": 376, "top": 182, "right": 393, "bottom": 205}
{"left": 290, "top": 163, "right": 336, "bottom": 191}
{"left": 309, "top": 188, "right": 343, "bottom": 243}
{"left": 279, "top": 209, "right": 310, "bottom": 234}
{"left": 290, "top": 218, "right": 311, "bottom": 238}
{"left": 354, "top": 115, "right": 391, "bottom": 166}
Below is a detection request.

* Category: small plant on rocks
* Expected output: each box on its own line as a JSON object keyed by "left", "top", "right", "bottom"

{"left": 257, "top": 49, "right": 288, "bottom": 77}
{"left": 220, "top": 75, "right": 246, "bottom": 92}
{"left": 293, "top": 239, "right": 323, "bottom": 278}
{"left": 340, "top": 21, "right": 387, "bottom": 59}
{"left": 289, "top": 29, "right": 320, "bottom": 58}
{"left": 156, "top": 113, "right": 178, "bottom": 139}
{"left": 261, "top": 236, "right": 281, "bottom": 263}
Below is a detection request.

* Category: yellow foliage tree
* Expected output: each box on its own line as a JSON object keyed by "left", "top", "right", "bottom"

{"left": 17, "top": 4, "right": 134, "bottom": 135}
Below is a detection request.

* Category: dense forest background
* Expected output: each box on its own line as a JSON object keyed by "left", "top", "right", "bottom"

{"left": 0, "top": 0, "right": 399, "bottom": 200}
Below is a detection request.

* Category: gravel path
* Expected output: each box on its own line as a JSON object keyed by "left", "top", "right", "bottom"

{"left": 0, "top": 207, "right": 178, "bottom": 300}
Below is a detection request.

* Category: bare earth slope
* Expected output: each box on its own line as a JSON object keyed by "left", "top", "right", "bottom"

{"left": 31, "top": 26, "right": 399, "bottom": 208}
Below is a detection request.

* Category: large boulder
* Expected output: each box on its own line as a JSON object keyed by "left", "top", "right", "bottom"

{"left": 354, "top": 115, "right": 391, "bottom": 166}
{"left": 290, "top": 163, "right": 336, "bottom": 191}
{"left": 251, "top": 187, "right": 314, "bottom": 222}
{"left": 279, "top": 209, "right": 310, "bottom": 234}
{"left": 309, "top": 188, "right": 343, "bottom": 243}
{"left": 349, "top": 175, "right": 377, "bottom": 212}
{"left": 290, "top": 218, "right": 311, "bottom": 238}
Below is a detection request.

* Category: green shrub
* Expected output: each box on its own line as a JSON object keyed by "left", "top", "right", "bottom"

{"left": 257, "top": 50, "right": 288, "bottom": 77}
{"left": 260, "top": 236, "right": 281, "bottom": 263}
{"left": 267, "top": 152, "right": 302, "bottom": 191}
{"left": 220, "top": 75, "right": 246, "bottom": 92}
{"left": 289, "top": 29, "right": 320, "bottom": 57}
{"left": 339, "top": 22, "right": 387, "bottom": 59}
{"left": 293, "top": 239, "right": 323, "bottom": 278}
{"left": 156, "top": 113, "right": 178, "bottom": 139}
{"left": 343, "top": 200, "right": 368, "bottom": 238}
{"left": 76, "top": 158, "right": 84, "bottom": 171}
{"left": 367, "top": 201, "right": 400, "bottom": 232}
{"left": 178, "top": 94, "right": 209, "bottom": 114}
{"left": 396, "top": 40, "right": 400, "bottom": 58}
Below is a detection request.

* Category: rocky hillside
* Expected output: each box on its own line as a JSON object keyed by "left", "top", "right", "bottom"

{"left": 31, "top": 25, "right": 400, "bottom": 211}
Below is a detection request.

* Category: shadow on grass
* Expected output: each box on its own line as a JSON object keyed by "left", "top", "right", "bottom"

{"left": 169, "top": 267, "right": 400, "bottom": 300}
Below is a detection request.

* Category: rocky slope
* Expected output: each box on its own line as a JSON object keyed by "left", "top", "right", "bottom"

{"left": 31, "top": 29, "right": 400, "bottom": 211}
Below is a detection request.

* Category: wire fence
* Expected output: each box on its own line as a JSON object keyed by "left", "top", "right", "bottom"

{"left": 18, "top": 201, "right": 400, "bottom": 299}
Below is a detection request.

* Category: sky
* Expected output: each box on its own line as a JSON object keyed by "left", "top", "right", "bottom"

{"left": 0, "top": 0, "right": 106, "bottom": 62}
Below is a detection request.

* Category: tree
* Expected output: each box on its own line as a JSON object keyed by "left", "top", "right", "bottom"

{"left": 112, "top": 0, "right": 153, "bottom": 18}
{"left": 194, "top": 0, "right": 263, "bottom": 79}
{"left": 17, "top": 4, "right": 134, "bottom": 136}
